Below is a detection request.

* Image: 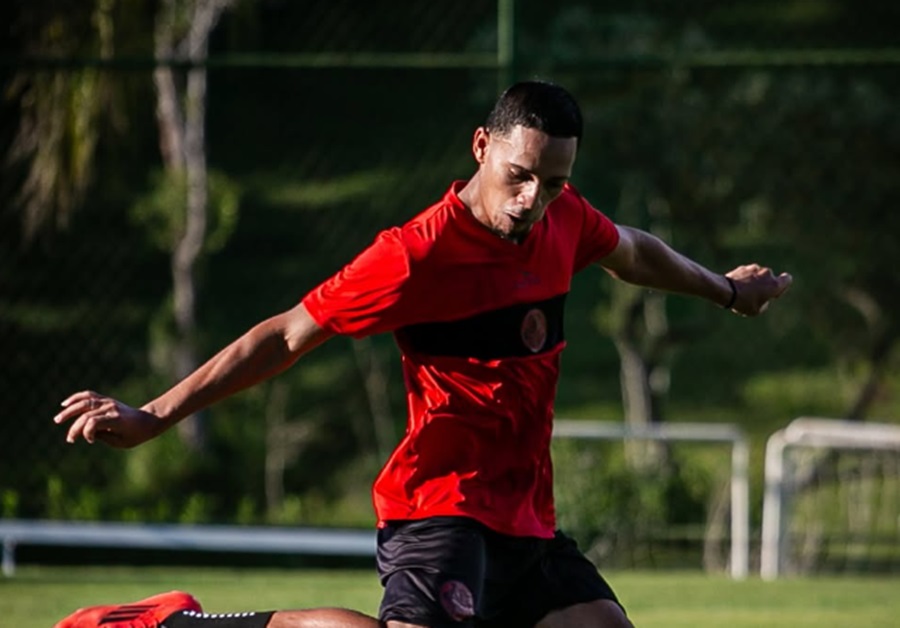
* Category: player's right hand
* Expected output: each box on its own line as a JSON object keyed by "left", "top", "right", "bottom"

{"left": 725, "top": 263, "right": 793, "bottom": 317}
{"left": 53, "top": 390, "right": 166, "bottom": 448}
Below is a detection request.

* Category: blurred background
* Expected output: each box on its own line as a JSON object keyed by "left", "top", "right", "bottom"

{"left": 2, "top": 0, "right": 899, "bottom": 576}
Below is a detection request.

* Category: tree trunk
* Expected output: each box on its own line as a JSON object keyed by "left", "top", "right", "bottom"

{"left": 152, "top": 0, "right": 233, "bottom": 449}
{"left": 353, "top": 337, "right": 397, "bottom": 461}
{"left": 609, "top": 176, "right": 674, "bottom": 471}
{"left": 612, "top": 290, "right": 672, "bottom": 471}
{"left": 264, "top": 382, "right": 315, "bottom": 518}
{"left": 845, "top": 330, "right": 895, "bottom": 422}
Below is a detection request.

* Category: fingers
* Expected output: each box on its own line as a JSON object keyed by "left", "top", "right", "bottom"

{"left": 754, "top": 272, "right": 791, "bottom": 315}
{"left": 81, "top": 411, "right": 119, "bottom": 445}
{"left": 758, "top": 270, "right": 792, "bottom": 305}
{"left": 774, "top": 272, "right": 793, "bottom": 297}
{"left": 55, "top": 392, "right": 87, "bottom": 422}
{"left": 54, "top": 394, "right": 86, "bottom": 426}
{"left": 53, "top": 390, "right": 117, "bottom": 444}
{"left": 64, "top": 406, "right": 116, "bottom": 444}
{"left": 726, "top": 265, "right": 793, "bottom": 317}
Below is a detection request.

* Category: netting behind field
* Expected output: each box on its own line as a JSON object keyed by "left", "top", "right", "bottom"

{"left": 783, "top": 447, "right": 900, "bottom": 575}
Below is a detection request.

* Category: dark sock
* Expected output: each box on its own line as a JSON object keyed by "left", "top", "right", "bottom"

{"left": 161, "top": 609, "right": 275, "bottom": 628}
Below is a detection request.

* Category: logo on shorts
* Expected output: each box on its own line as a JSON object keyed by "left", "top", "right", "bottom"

{"left": 521, "top": 308, "right": 548, "bottom": 353}
{"left": 439, "top": 579, "right": 475, "bottom": 622}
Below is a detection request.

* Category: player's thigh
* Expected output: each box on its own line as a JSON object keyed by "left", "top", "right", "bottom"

{"left": 519, "top": 531, "right": 626, "bottom": 625}
{"left": 535, "top": 599, "right": 634, "bottom": 628}
{"left": 377, "top": 517, "right": 486, "bottom": 627}
{"left": 477, "top": 530, "right": 627, "bottom": 627}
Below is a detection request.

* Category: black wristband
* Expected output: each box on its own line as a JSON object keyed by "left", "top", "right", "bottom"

{"left": 723, "top": 276, "right": 738, "bottom": 310}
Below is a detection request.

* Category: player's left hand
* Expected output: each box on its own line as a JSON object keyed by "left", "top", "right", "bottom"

{"left": 725, "top": 264, "right": 793, "bottom": 317}
{"left": 53, "top": 390, "right": 166, "bottom": 448}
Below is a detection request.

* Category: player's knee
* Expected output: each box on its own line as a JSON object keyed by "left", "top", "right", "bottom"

{"left": 536, "top": 599, "right": 633, "bottom": 628}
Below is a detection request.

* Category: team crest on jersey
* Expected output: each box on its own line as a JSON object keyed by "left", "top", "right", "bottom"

{"left": 521, "top": 308, "right": 548, "bottom": 353}
{"left": 439, "top": 579, "right": 475, "bottom": 621}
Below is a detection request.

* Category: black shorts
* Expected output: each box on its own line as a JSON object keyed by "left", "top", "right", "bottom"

{"left": 376, "top": 516, "right": 622, "bottom": 627}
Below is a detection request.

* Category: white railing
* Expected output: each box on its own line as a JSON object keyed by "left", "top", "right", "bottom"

{"left": 0, "top": 520, "right": 375, "bottom": 577}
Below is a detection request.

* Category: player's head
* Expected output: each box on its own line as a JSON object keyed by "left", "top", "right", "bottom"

{"left": 467, "top": 81, "right": 581, "bottom": 243}
{"left": 485, "top": 80, "right": 583, "bottom": 144}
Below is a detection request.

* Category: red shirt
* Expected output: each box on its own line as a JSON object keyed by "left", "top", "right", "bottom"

{"left": 302, "top": 181, "right": 619, "bottom": 537}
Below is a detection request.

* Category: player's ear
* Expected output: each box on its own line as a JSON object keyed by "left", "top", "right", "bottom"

{"left": 472, "top": 127, "right": 490, "bottom": 164}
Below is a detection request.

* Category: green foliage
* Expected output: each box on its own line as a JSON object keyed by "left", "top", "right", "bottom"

{"left": 45, "top": 476, "right": 65, "bottom": 520}
{"left": 4, "top": 0, "right": 900, "bottom": 537}
{"left": 130, "top": 168, "right": 241, "bottom": 254}
{"left": 179, "top": 493, "right": 215, "bottom": 524}
{"left": 267, "top": 495, "right": 305, "bottom": 526}
{"left": 2, "top": 489, "right": 20, "bottom": 518}
{"left": 553, "top": 438, "right": 717, "bottom": 567}
{"left": 235, "top": 496, "right": 257, "bottom": 525}
{"left": 253, "top": 169, "right": 401, "bottom": 209}
{"left": 741, "top": 368, "right": 859, "bottom": 420}
{"left": 3, "top": 0, "right": 118, "bottom": 242}
{"left": 43, "top": 476, "right": 104, "bottom": 521}
{"left": 123, "top": 430, "right": 193, "bottom": 495}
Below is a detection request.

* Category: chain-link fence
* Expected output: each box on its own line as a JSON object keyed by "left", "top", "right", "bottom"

{"left": 3, "top": 0, "right": 899, "bottom": 572}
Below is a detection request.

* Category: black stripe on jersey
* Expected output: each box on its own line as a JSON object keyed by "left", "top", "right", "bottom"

{"left": 396, "top": 293, "right": 567, "bottom": 359}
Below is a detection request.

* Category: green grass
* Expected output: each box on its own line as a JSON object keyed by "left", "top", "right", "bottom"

{"left": 2, "top": 566, "right": 898, "bottom": 627}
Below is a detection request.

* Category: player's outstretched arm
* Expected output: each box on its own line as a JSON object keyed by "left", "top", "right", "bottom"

{"left": 53, "top": 303, "right": 333, "bottom": 448}
{"left": 599, "top": 225, "right": 792, "bottom": 316}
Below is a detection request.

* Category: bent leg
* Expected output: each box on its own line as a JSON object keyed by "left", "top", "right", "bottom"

{"left": 264, "top": 608, "right": 379, "bottom": 627}
{"left": 174, "top": 607, "right": 428, "bottom": 627}
{"left": 266, "top": 609, "right": 426, "bottom": 628}
{"left": 535, "top": 599, "right": 634, "bottom": 628}
{"left": 53, "top": 591, "right": 404, "bottom": 628}
{"left": 164, "top": 607, "right": 384, "bottom": 628}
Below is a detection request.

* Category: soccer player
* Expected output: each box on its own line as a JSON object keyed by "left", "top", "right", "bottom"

{"left": 54, "top": 80, "right": 791, "bottom": 628}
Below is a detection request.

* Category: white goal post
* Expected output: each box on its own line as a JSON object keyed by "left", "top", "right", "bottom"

{"left": 760, "top": 417, "right": 900, "bottom": 580}
{"left": 552, "top": 420, "right": 750, "bottom": 580}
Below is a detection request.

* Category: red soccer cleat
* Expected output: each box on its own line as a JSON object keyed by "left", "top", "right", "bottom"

{"left": 54, "top": 590, "right": 203, "bottom": 628}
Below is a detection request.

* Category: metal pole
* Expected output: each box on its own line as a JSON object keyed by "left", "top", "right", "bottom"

{"left": 2, "top": 538, "right": 15, "bottom": 577}
{"left": 760, "top": 430, "right": 787, "bottom": 580}
{"left": 731, "top": 437, "right": 750, "bottom": 579}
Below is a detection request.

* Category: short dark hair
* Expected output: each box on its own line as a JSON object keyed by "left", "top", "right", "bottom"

{"left": 485, "top": 80, "right": 583, "bottom": 143}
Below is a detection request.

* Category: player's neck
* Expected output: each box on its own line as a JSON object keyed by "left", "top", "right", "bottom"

{"left": 456, "top": 176, "right": 480, "bottom": 219}
{"left": 458, "top": 175, "right": 496, "bottom": 238}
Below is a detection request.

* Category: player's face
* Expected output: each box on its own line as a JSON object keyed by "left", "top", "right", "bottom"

{"left": 472, "top": 124, "right": 577, "bottom": 242}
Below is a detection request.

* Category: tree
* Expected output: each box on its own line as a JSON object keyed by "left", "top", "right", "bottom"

{"left": 4, "top": 0, "right": 119, "bottom": 244}
{"left": 744, "top": 70, "right": 900, "bottom": 420}
{"left": 150, "top": 0, "right": 237, "bottom": 449}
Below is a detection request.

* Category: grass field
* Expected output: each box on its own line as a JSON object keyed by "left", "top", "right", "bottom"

{"left": 2, "top": 566, "right": 899, "bottom": 627}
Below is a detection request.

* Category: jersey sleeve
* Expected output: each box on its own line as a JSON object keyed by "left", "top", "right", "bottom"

{"left": 571, "top": 189, "right": 620, "bottom": 272}
{"left": 302, "top": 228, "right": 414, "bottom": 337}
